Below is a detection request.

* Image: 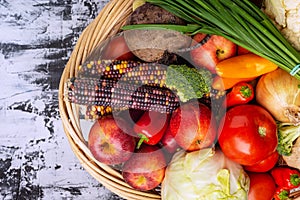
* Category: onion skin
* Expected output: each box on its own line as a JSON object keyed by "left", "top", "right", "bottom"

{"left": 256, "top": 68, "right": 300, "bottom": 125}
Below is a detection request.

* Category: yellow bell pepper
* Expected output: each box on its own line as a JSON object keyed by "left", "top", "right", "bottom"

{"left": 216, "top": 53, "right": 278, "bottom": 78}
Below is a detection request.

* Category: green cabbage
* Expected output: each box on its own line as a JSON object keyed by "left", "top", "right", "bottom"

{"left": 161, "top": 148, "right": 250, "bottom": 200}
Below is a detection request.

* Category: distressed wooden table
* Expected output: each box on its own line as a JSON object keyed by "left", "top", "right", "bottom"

{"left": 0, "top": 0, "right": 123, "bottom": 199}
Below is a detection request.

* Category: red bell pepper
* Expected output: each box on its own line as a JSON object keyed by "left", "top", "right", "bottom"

{"left": 271, "top": 167, "right": 300, "bottom": 189}
{"left": 225, "top": 82, "right": 254, "bottom": 108}
{"left": 134, "top": 110, "right": 170, "bottom": 149}
{"left": 274, "top": 187, "right": 290, "bottom": 200}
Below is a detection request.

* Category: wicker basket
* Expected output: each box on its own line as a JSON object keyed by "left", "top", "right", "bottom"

{"left": 58, "top": 0, "right": 162, "bottom": 199}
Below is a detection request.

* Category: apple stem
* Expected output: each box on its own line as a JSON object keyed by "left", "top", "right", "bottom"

{"left": 137, "top": 134, "right": 149, "bottom": 149}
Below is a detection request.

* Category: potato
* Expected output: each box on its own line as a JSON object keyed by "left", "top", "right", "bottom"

{"left": 124, "top": 3, "right": 191, "bottom": 62}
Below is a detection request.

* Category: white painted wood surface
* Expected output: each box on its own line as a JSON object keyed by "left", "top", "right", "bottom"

{"left": 0, "top": 0, "right": 123, "bottom": 199}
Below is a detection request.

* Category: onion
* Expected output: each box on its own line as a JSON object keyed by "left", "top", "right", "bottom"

{"left": 256, "top": 68, "right": 300, "bottom": 125}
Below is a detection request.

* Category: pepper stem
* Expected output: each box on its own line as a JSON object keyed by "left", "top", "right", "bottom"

{"left": 290, "top": 174, "right": 300, "bottom": 186}
{"left": 240, "top": 85, "right": 252, "bottom": 98}
{"left": 136, "top": 134, "right": 149, "bottom": 149}
{"left": 278, "top": 189, "right": 289, "bottom": 200}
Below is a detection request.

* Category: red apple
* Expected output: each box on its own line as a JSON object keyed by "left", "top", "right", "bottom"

{"left": 101, "top": 34, "right": 135, "bottom": 60}
{"left": 168, "top": 101, "right": 217, "bottom": 151}
{"left": 122, "top": 145, "right": 166, "bottom": 191}
{"left": 190, "top": 33, "right": 237, "bottom": 73}
{"left": 88, "top": 116, "right": 136, "bottom": 165}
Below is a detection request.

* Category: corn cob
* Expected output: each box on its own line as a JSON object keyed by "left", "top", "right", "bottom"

{"left": 78, "top": 60, "right": 168, "bottom": 87}
{"left": 66, "top": 77, "right": 180, "bottom": 116}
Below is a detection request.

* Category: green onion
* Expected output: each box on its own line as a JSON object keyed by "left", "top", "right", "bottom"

{"left": 122, "top": 24, "right": 201, "bottom": 34}
{"left": 122, "top": 0, "right": 300, "bottom": 80}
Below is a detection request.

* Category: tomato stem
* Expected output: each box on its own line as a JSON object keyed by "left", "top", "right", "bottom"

{"left": 258, "top": 126, "right": 267, "bottom": 137}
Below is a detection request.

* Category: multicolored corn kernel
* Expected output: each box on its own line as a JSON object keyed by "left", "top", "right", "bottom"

{"left": 78, "top": 60, "right": 137, "bottom": 78}
{"left": 85, "top": 105, "right": 113, "bottom": 120}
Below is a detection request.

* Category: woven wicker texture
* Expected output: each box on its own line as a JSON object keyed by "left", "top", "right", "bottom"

{"left": 58, "top": 0, "right": 161, "bottom": 199}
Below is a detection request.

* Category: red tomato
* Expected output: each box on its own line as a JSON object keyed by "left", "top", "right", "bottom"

{"left": 102, "top": 35, "right": 134, "bottom": 60}
{"left": 248, "top": 172, "right": 276, "bottom": 200}
{"left": 218, "top": 104, "right": 278, "bottom": 166}
{"left": 244, "top": 151, "right": 279, "bottom": 172}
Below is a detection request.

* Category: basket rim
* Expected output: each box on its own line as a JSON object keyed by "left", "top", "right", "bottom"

{"left": 58, "top": 0, "right": 162, "bottom": 199}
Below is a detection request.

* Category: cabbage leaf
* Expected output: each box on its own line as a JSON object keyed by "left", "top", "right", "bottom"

{"left": 161, "top": 148, "right": 250, "bottom": 200}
